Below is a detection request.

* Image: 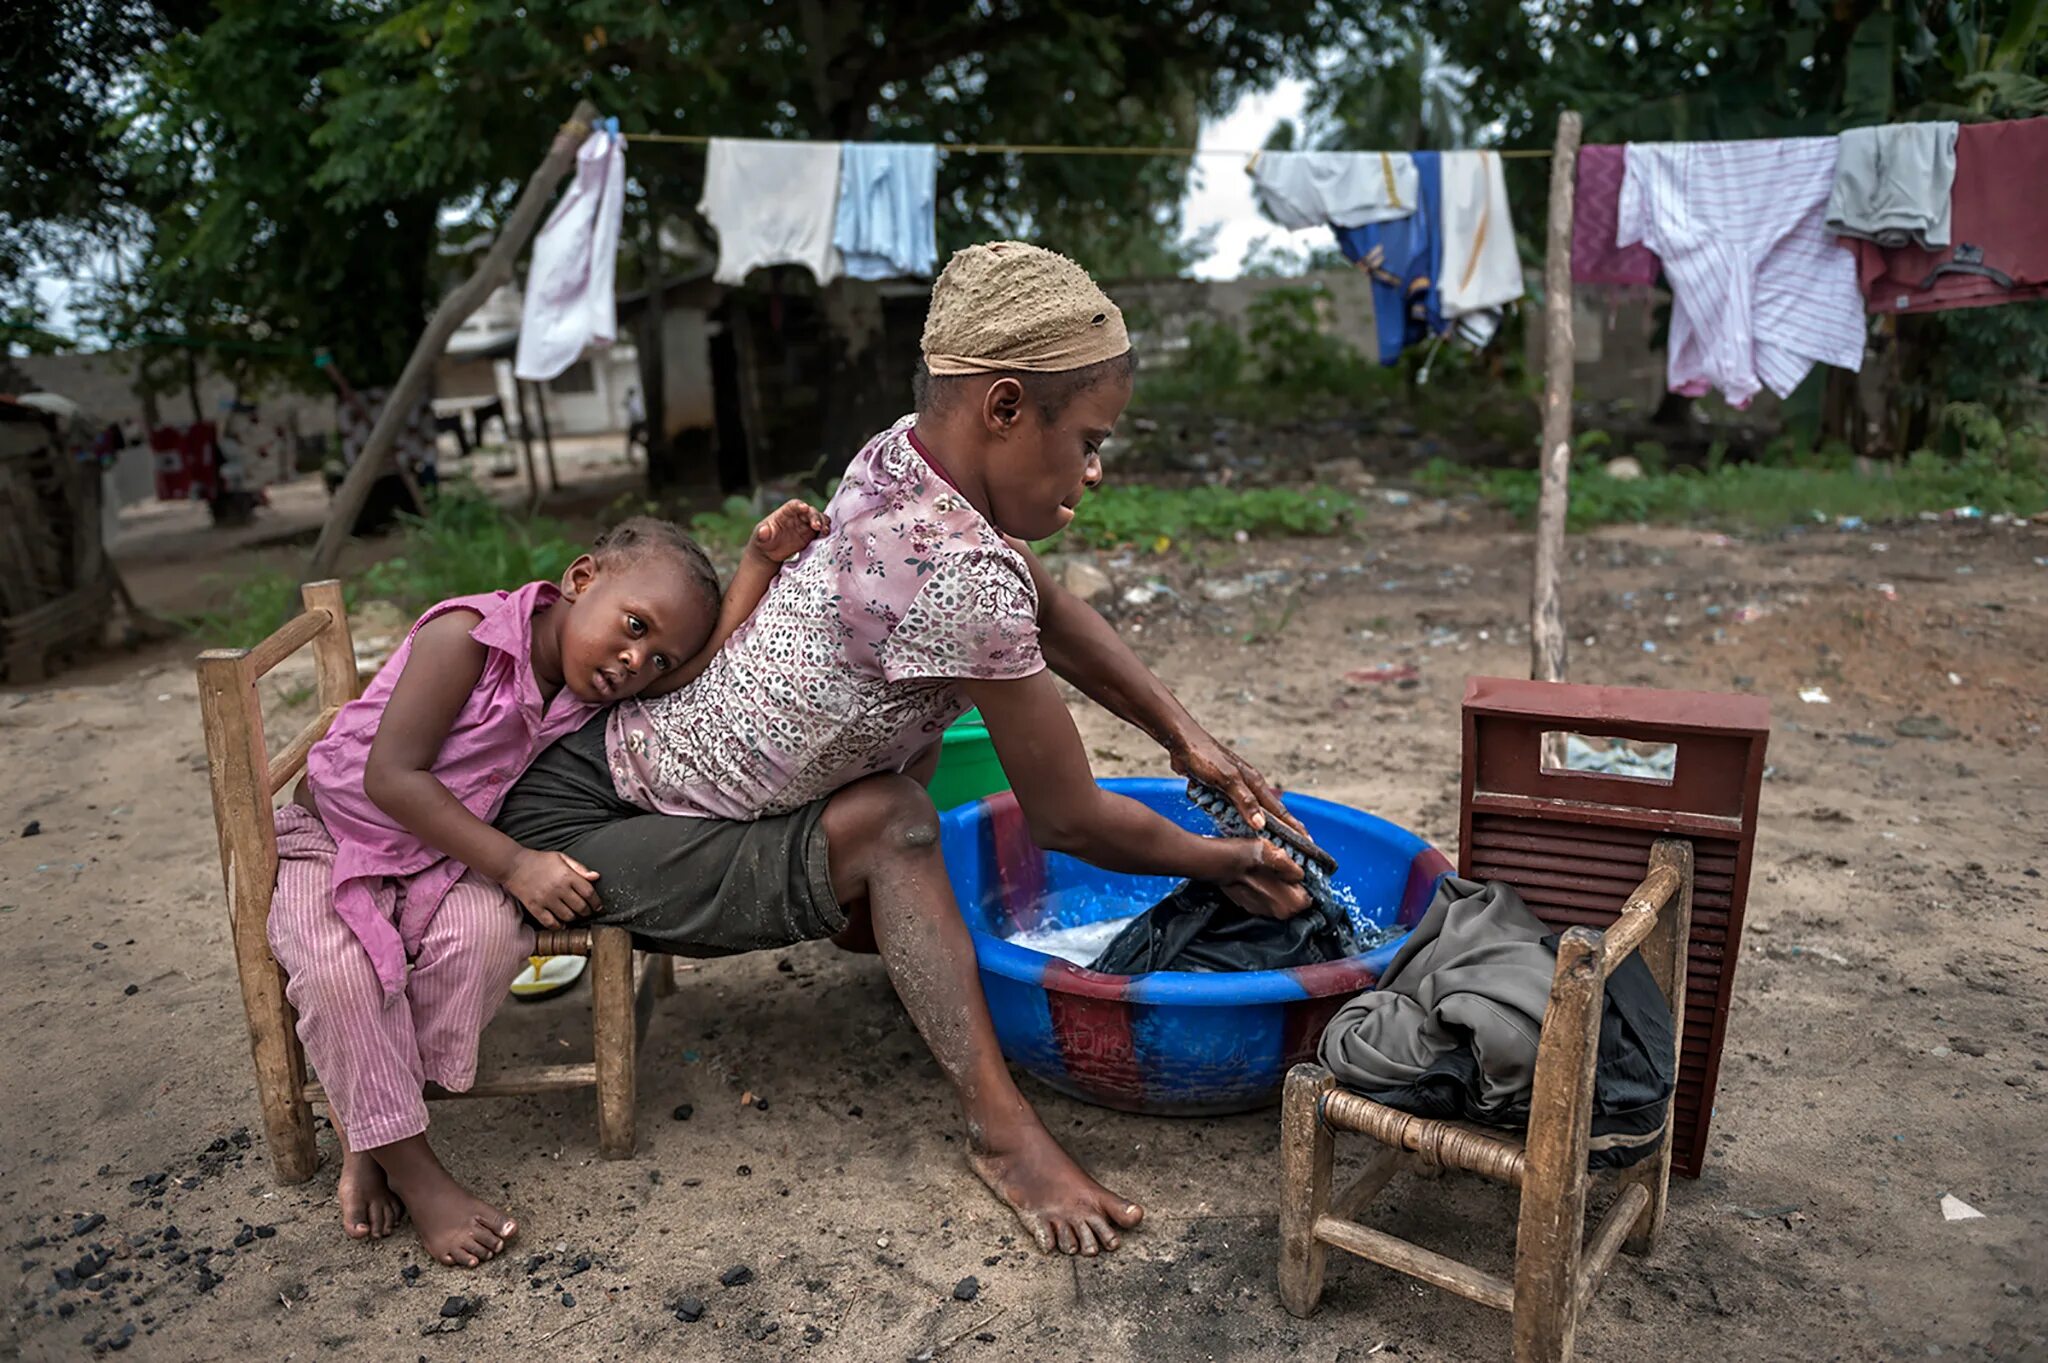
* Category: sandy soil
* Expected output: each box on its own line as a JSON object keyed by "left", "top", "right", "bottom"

{"left": 3, "top": 492, "right": 2044, "bottom": 1362}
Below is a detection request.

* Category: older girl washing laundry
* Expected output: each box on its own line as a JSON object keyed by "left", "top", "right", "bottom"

{"left": 271, "top": 503, "right": 824, "bottom": 1268}
{"left": 495, "top": 243, "right": 1309, "bottom": 1259}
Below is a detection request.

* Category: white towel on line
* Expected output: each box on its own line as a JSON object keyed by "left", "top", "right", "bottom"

{"left": 514, "top": 128, "right": 626, "bottom": 383}
{"left": 700, "top": 138, "right": 845, "bottom": 287}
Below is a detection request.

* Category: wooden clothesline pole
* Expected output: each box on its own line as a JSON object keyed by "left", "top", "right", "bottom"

{"left": 302, "top": 98, "right": 598, "bottom": 584}
{"left": 1531, "top": 109, "right": 1583, "bottom": 686}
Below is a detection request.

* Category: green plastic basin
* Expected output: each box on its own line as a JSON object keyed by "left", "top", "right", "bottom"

{"left": 928, "top": 707, "right": 1010, "bottom": 810}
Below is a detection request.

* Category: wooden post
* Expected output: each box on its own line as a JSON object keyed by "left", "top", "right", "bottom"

{"left": 534, "top": 383, "right": 560, "bottom": 494}
{"left": 591, "top": 926, "right": 637, "bottom": 1158}
{"left": 1278, "top": 1063, "right": 1337, "bottom": 1317}
{"left": 1530, "top": 109, "right": 1583, "bottom": 685}
{"left": 639, "top": 233, "right": 668, "bottom": 480}
{"left": 197, "top": 649, "right": 319, "bottom": 1183}
{"left": 304, "top": 99, "right": 597, "bottom": 583}
{"left": 1512, "top": 925, "right": 1602, "bottom": 1363}
{"left": 1622, "top": 839, "right": 1693, "bottom": 1255}
{"left": 514, "top": 381, "right": 544, "bottom": 515}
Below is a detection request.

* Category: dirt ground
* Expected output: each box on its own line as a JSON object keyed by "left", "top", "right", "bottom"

{"left": 2, "top": 479, "right": 2044, "bottom": 1362}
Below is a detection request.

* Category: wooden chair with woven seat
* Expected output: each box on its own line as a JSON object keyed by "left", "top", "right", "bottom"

{"left": 195, "top": 580, "right": 670, "bottom": 1183}
{"left": 1279, "top": 677, "right": 1769, "bottom": 1363}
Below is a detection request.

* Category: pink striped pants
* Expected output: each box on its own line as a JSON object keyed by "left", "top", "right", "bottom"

{"left": 267, "top": 804, "right": 534, "bottom": 1151}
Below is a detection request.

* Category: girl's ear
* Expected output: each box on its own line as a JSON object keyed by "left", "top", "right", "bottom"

{"left": 561, "top": 553, "right": 600, "bottom": 601}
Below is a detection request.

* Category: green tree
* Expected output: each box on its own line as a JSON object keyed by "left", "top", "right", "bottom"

{"left": 111, "top": 4, "right": 443, "bottom": 392}
{"left": 1303, "top": 32, "right": 1472, "bottom": 152}
{"left": 0, "top": 2, "right": 206, "bottom": 330}
{"left": 1359, "top": 0, "right": 2048, "bottom": 452}
{"left": 60, "top": 3, "right": 1336, "bottom": 480}
{"left": 299, "top": 2, "right": 1340, "bottom": 471}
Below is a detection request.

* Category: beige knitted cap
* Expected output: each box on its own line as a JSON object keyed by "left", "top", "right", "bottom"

{"left": 921, "top": 242, "right": 1130, "bottom": 376}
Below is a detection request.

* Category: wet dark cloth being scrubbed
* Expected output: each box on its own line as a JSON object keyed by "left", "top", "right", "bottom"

{"left": 1086, "top": 879, "right": 1349, "bottom": 975}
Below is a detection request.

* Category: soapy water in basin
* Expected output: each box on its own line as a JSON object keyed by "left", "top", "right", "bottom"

{"left": 945, "top": 780, "right": 1450, "bottom": 1113}
{"left": 1004, "top": 915, "right": 1139, "bottom": 967}
{"left": 999, "top": 877, "right": 1402, "bottom": 970}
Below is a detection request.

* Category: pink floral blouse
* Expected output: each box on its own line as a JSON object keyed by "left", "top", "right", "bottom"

{"left": 606, "top": 417, "right": 1045, "bottom": 819}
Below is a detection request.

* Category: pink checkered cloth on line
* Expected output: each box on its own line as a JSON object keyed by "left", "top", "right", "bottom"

{"left": 1572, "top": 144, "right": 1662, "bottom": 288}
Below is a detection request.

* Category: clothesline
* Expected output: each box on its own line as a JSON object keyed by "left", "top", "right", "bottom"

{"left": 622, "top": 130, "right": 1555, "bottom": 159}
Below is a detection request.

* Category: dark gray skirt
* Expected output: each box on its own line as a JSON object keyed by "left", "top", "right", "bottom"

{"left": 495, "top": 714, "right": 844, "bottom": 956}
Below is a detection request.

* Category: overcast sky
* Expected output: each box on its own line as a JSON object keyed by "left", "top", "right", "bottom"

{"left": 1181, "top": 76, "right": 1324, "bottom": 278}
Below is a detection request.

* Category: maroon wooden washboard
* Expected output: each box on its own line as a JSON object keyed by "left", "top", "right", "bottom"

{"left": 1457, "top": 676, "right": 1770, "bottom": 1178}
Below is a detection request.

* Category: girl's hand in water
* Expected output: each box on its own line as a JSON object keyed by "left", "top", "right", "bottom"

{"left": 504, "top": 848, "right": 600, "bottom": 929}
{"left": 750, "top": 500, "right": 831, "bottom": 564}
{"left": 1216, "top": 840, "right": 1309, "bottom": 920}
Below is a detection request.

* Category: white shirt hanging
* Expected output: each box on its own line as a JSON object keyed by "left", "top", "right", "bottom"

{"left": 700, "top": 138, "right": 845, "bottom": 287}
{"left": 1249, "top": 151, "right": 1419, "bottom": 230}
{"left": 1437, "top": 151, "right": 1525, "bottom": 320}
{"left": 514, "top": 122, "right": 626, "bottom": 383}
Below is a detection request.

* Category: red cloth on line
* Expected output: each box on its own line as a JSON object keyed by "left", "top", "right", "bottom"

{"left": 1853, "top": 117, "right": 2048, "bottom": 314}
{"left": 1572, "top": 144, "right": 1662, "bottom": 288}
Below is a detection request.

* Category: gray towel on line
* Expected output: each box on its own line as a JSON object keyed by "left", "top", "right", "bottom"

{"left": 1826, "top": 122, "right": 1959, "bottom": 249}
{"left": 1317, "top": 875, "right": 1676, "bottom": 1170}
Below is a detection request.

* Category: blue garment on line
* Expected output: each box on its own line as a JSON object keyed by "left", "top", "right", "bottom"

{"left": 833, "top": 143, "right": 939, "bottom": 280}
{"left": 1332, "top": 150, "right": 1443, "bottom": 365}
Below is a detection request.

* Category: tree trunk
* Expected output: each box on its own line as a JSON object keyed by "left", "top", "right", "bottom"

{"left": 303, "top": 99, "right": 597, "bottom": 584}
{"left": 1889, "top": 314, "right": 1934, "bottom": 458}
{"left": 535, "top": 383, "right": 559, "bottom": 492}
{"left": 1819, "top": 367, "right": 1863, "bottom": 454}
{"left": 639, "top": 232, "right": 681, "bottom": 491}
{"left": 1650, "top": 391, "right": 1694, "bottom": 427}
{"left": 814, "top": 277, "right": 895, "bottom": 475}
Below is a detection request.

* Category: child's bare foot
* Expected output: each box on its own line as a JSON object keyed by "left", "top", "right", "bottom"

{"left": 372, "top": 1137, "right": 516, "bottom": 1268}
{"left": 338, "top": 1147, "right": 403, "bottom": 1241}
{"left": 968, "top": 1115, "right": 1143, "bottom": 1256}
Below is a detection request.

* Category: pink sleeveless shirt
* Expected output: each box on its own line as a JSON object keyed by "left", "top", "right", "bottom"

{"left": 303, "top": 581, "right": 598, "bottom": 998}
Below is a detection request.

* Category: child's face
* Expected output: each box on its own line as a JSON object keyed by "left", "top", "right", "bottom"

{"left": 985, "top": 368, "right": 1133, "bottom": 542}
{"left": 555, "top": 555, "right": 713, "bottom": 703}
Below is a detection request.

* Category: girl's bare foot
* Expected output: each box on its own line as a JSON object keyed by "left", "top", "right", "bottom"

{"left": 370, "top": 1136, "right": 516, "bottom": 1268}
{"left": 968, "top": 1114, "right": 1143, "bottom": 1256}
{"left": 338, "top": 1147, "right": 404, "bottom": 1241}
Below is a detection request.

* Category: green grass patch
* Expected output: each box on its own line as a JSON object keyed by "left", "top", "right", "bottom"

{"left": 187, "top": 480, "right": 1359, "bottom": 647}
{"left": 187, "top": 569, "right": 344, "bottom": 650}
{"left": 1042, "top": 483, "right": 1360, "bottom": 552}
{"left": 690, "top": 482, "right": 1360, "bottom": 555}
{"left": 355, "top": 485, "right": 583, "bottom": 606}
{"left": 185, "top": 484, "right": 584, "bottom": 648}
{"left": 1418, "top": 443, "right": 2046, "bottom": 532}
{"left": 684, "top": 490, "right": 830, "bottom": 556}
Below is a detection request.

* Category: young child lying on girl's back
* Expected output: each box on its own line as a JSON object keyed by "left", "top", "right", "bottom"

{"left": 269, "top": 502, "right": 825, "bottom": 1268}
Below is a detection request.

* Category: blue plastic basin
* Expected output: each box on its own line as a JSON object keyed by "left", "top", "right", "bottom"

{"left": 939, "top": 778, "right": 1452, "bottom": 1115}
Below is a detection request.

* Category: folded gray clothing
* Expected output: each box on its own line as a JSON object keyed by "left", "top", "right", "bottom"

{"left": 1826, "top": 122, "right": 1959, "bottom": 249}
{"left": 1317, "top": 875, "right": 1675, "bottom": 1170}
